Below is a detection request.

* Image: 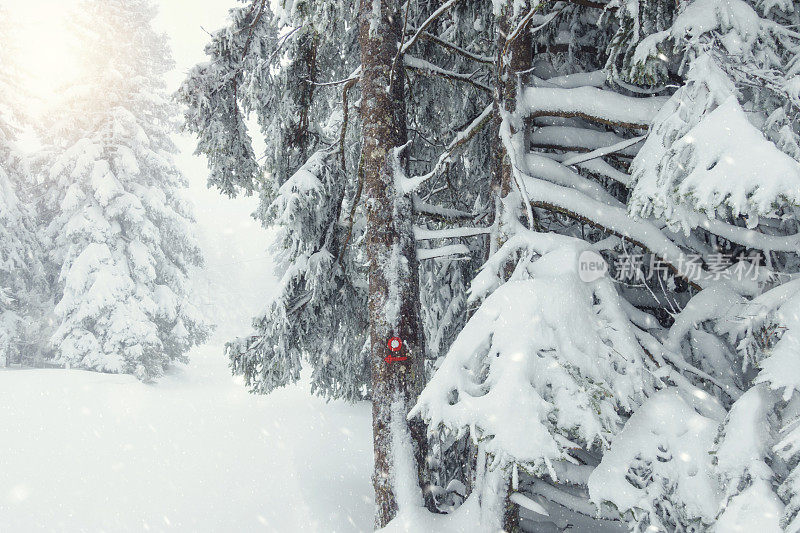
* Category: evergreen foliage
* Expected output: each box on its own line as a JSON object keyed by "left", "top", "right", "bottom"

{"left": 36, "top": 0, "right": 209, "bottom": 381}
{"left": 0, "top": 9, "right": 46, "bottom": 366}
{"left": 184, "top": 0, "right": 800, "bottom": 529}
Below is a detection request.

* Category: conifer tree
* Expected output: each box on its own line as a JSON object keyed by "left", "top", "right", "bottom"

{"left": 0, "top": 9, "right": 45, "bottom": 366}
{"left": 181, "top": 0, "right": 371, "bottom": 401}
{"left": 183, "top": 0, "right": 800, "bottom": 529}
{"left": 37, "top": 0, "right": 208, "bottom": 381}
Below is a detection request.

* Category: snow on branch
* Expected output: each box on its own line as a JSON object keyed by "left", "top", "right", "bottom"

{"left": 530, "top": 126, "right": 640, "bottom": 156}
{"left": 561, "top": 135, "right": 646, "bottom": 166}
{"left": 413, "top": 30, "right": 494, "bottom": 64}
{"left": 521, "top": 86, "right": 667, "bottom": 129}
{"left": 529, "top": 479, "right": 619, "bottom": 520}
{"left": 404, "top": 55, "right": 492, "bottom": 92}
{"left": 497, "top": 106, "right": 708, "bottom": 288}
{"left": 519, "top": 174, "right": 713, "bottom": 288}
{"left": 401, "top": 0, "right": 462, "bottom": 54}
{"left": 634, "top": 96, "right": 800, "bottom": 222}
{"left": 523, "top": 153, "right": 622, "bottom": 207}
{"left": 413, "top": 196, "right": 476, "bottom": 221}
{"left": 555, "top": 154, "right": 631, "bottom": 186}
{"left": 411, "top": 234, "right": 655, "bottom": 477}
{"left": 417, "top": 244, "right": 470, "bottom": 260}
{"left": 414, "top": 226, "right": 490, "bottom": 241}
{"left": 691, "top": 213, "right": 800, "bottom": 253}
{"left": 403, "top": 104, "right": 493, "bottom": 194}
{"left": 544, "top": 70, "right": 607, "bottom": 89}
{"left": 588, "top": 388, "right": 723, "bottom": 530}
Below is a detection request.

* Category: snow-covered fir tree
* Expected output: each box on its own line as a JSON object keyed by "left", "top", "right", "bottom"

{"left": 0, "top": 8, "right": 45, "bottom": 367}
{"left": 185, "top": 0, "right": 800, "bottom": 530}
{"left": 35, "top": 0, "right": 208, "bottom": 381}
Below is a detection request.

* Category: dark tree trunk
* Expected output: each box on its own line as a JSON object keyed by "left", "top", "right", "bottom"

{"left": 489, "top": 0, "right": 534, "bottom": 263}
{"left": 489, "top": 2, "right": 533, "bottom": 530}
{"left": 358, "top": 0, "right": 430, "bottom": 527}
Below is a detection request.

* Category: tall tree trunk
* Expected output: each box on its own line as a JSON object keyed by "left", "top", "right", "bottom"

{"left": 358, "top": 0, "right": 430, "bottom": 527}
{"left": 489, "top": 2, "right": 532, "bottom": 531}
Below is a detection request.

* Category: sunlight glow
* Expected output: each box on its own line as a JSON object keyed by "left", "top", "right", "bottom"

{"left": 6, "top": 1, "right": 78, "bottom": 115}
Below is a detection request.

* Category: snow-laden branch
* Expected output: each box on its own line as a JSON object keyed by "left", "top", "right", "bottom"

{"left": 544, "top": 70, "right": 607, "bottom": 89}
{"left": 504, "top": 9, "right": 560, "bottom": 61}
{"left": 529, "top": 479, "right": 620, "bottom": 521}
{"left": 510, "top": 492, "right": 549, "bottom": 517}
{"left": 417, "top": 244, "right": 470, "bottom": 260}
{"left": 521, "top": 87, "right": 667, "bottom": 129}
{"left": 518, "top": 173, "right": 713, "bottom": 288}
{"left": 413, "top": 196, "right": 476, "bottom": 221}
{"left": 538, "top": 152, "right": 632, "bottom": 186}
{"left": 574, "top": 157, "right": 632, "bottom": 186}
{"left": 530, "top": 126, "right": 640, "bottom": 156}
{"left": 501, "top": 117, "right": 719, "bottom": 289}
{"left": 402, "top": 104, "right": 493, "bottom": 194}
{"left": 696, "top": 216, "right": 800, "bottom": 253}
{"left": 414, "top": 226, "right": 491, "bottom": 241}
{"left": 401, "top": 0, "right": 462, "bottom": 54}
{"left": 309, "top": 75, "right": 360, "bottom": 87}
{"left": 524, "top": 153, "right": 622, "bottom": 207}
{"left": 562, "top": 0, "right": 612, "bottom": 8}
{"left": 404, "top": 56, "right": 491, "bottom": 92}
{"left": 310, "top": 66, "right": 362, "bottom": 87}
{"left": 561, "top": 135, "right": 646, "bottom": 166}
{"left": 413, "top": 30, "right": 495, "bottom": 64}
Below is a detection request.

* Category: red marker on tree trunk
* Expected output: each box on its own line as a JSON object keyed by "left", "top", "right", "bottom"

{"left": 385, "top": 337, "right": 407, "bottom": 363}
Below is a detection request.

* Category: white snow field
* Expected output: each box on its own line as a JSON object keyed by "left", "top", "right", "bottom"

{"left": 0, "top": 346, "right": 374, "bottom": 532}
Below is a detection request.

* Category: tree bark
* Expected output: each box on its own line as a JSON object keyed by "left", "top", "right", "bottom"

{"left": 358, "top": 0, "right": 430, "bottom": 527}
{"left": 493, "top": 0, "right": 533, "bottom": 199}
{"left": 490, "top": 0, "right": 534, "bottom": 260}
{"left": 488, "top": 2, "right": 532, "bottom": 530}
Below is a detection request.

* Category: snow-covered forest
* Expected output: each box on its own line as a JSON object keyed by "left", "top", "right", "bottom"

{"left": 2, "top": 0, "right": 800, "bottom": 531}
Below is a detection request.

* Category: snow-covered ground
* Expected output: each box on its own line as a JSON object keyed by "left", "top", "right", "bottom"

{"left": 1, "top": 3, "right": 374, "bottom": 533}
{"left": 0, "top": 346, "right": 374, "bottom": 532}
